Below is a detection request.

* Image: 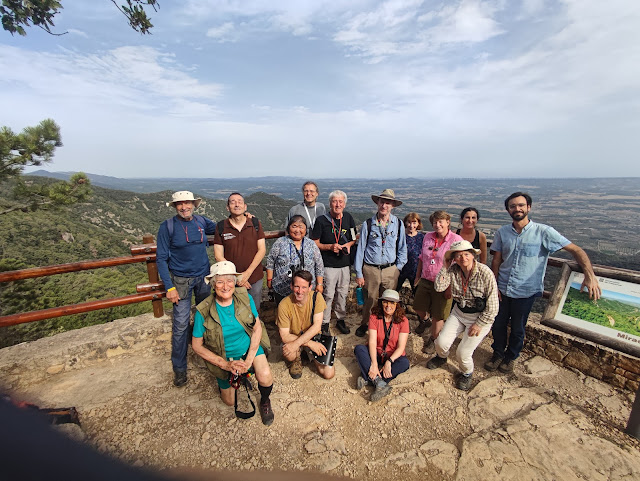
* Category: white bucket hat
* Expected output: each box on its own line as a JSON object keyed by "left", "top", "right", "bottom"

{"left": 444, "top": 240, "right": 481, "bottom": 261}
{"left": 166, "top": 191, "right": 202, "bottom": 208}
{"left": 379, "top": 289, "right": 400, "bottom": 303}
{"left": 204, "top": 261, "right": 242, "bottom": 284}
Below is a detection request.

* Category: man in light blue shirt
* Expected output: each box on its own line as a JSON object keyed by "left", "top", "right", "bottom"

{"left": 486, "top": 192, "right": 601, "bottom": 373}
{"left": 355, "top": 189, "right": 408, "bottom": 337}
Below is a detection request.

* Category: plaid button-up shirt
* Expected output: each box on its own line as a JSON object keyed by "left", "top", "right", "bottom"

{"left": 434, "top": 261, "right": 499, "bottom": 327}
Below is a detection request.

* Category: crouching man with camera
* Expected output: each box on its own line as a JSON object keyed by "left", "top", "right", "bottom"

{"left": 425, "top": 240, "right": 499, "bottom": 391}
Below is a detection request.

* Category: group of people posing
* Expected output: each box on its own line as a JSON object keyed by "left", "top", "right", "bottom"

{"left": 156, "top": 183, "right": 602, "bottom": 425}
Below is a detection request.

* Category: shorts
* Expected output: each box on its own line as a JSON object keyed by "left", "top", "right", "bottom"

{"left": 413, "top": 278, "right": 452, "bottom": 321}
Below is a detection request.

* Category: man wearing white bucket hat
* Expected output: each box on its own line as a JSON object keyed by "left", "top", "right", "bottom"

{"left": 157, "top": 191, "right": 217, "bottom": 387}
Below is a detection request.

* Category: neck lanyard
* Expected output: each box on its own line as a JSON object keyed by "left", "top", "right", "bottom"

{"left": 429, "top": 234, "right": 445, "bottom": 263}
{"left": 181, "top": 219, "right": 203, "bottom": 243}
{"left": 459, "top": 262, "right": 475, "bottom": 296}
{"left": 304, "top": 204, "right": 317, "bottom": 229}
{"left": 376, "top": 217, "right": 390, "bottom": 246}
{"left": 289, "top": 239, "right": 305, "bottom": 268}
{"left": 331, "top": 216, "right": 343, "bottom": 244}
{"left": 381, "top": 319, "right": 394, "bottom": 359}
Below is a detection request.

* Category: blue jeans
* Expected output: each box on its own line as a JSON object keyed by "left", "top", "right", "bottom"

{"left": 171, "top": 275, "right": 210, "bottom": 372}
{"left": 491, "top": 293, "right": 538, "bottom": 362}
{"left": 354, "top": 344, "right": 410, "bottom": 383}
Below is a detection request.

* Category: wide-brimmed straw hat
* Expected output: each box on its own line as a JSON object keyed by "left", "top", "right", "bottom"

{"left": 204, "top": 261, "right": 242, "bottom": 284}
{"left": 379, "top": 289, "right": 400, "bottom": 303}
{"left": 444, "top": 240, "right": 481, "bottom": 261}
{"left": 166, "top": 191, "right": 202, "bottom": 208}
{"left": 371, "top": 189, "right": 402, "bottom": 207}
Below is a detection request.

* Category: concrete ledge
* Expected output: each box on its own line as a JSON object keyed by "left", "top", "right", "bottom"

{"left": 0, "top": 313, "right": 171, "bottom": 390}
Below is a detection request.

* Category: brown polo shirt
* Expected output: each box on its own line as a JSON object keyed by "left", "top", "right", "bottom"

{"left": 213, "top": 218, "right": 266, "bottom": 285}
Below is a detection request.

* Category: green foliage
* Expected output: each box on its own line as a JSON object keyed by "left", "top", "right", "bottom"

{"left": 0, "top": 119, "right": 61, "bottom": 181}
{"left": 111, "top": 0, "right": 158, "bottom": 35}
{"left": 0, "top": 120, "right": 92, "bottom": 215}
{"left": 1, "top": 1, "right": 158, "bottom": 36}
{"left": 561, "top": 288, "right": 640, "bottom": 337}
{"left": 0, "top": 0, "right": 62, "bottom": 36}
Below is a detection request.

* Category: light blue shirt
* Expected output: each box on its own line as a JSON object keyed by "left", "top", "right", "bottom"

{"left": 491, "top": 220, "right": 570, "bottom": 298}
{"left": 355, "top": 214, "right": 407, "bottom": 278}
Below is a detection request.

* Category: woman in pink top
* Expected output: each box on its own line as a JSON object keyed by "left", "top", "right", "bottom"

{"left": 413, "top": 211, "right": 463, "bottom": 353}
{"left": 354, "top": 289, "right": 410, "bottom": 402}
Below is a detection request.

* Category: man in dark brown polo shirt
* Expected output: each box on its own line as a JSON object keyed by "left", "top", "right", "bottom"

{"left": 213, "top": 192, "right": 267, "bottom": 309}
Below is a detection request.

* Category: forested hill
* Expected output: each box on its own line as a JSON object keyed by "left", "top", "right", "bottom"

{"left": 0, "top": 177, "right": 297, "bottom": 348}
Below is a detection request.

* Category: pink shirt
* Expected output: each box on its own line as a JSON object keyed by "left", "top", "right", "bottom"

{"left": 418, "top": 230, "right": 463, "bottom": 281}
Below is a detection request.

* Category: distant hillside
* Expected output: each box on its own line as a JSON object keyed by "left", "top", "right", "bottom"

{"left": 0, "top": 177, "right": 297, "bottom": 348}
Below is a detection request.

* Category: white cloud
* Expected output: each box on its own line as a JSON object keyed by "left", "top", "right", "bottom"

{"left": 206, "top": 22, "right": 236, "bottom": 42}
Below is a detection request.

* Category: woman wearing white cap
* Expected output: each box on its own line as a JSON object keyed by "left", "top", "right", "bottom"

{"left": 426, "top": 241, "right": 499, "bottom": 391}
{"left": 354, "top": 289, "right": 410, "bottom": 402}
{"left": 191, "top": 261, "right": 275, "bottom": 425}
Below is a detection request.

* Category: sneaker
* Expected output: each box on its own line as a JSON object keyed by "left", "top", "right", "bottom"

{"left": 173, "top": 370, "right": 187, "bottom": 387}
{"left": 336, "top": 319, "right": 350, "bottom": 335}
{"left": 456, "top": 373, "right": 473, "bottom": 391}
{"left": 355, "top": 325, "right": 368, "bottom": 338}
{"left": 321, "top": 323, "right": 330, "bottom": 334}
{"left": 370, "top": 384, "right": 392, "bottom": 402}
{"left": 422, "top": 337, "right": 436, "bottom": 354}
{"left": 484, "top": 354, "right": 503, "bottom": 372}
{"left": 415, "top": 318, "right": 429, "bottom": 335}
{"left": 499, "top": 359, "right": 515, "bottom": 373}
{"left": 289, "top": 356, "right": 303, "bottom": 379}
{"left": 259, "top": 399, "right": 274, "bottom": 426}
{"left": 426, "top": 355, "right": 447, "bottom": 370}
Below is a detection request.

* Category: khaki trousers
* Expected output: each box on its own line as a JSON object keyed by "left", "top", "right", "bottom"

{"left": 361, "top": 264, "right": 400, "bottom": 326}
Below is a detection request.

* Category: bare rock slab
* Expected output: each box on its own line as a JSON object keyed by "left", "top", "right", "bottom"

{"left": 456, "top": 403, "right": 638, "bottom": 481}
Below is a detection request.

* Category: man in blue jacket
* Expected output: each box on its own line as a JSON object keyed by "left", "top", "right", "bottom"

{"left": 156, "top": 191, "right": 216, "bottom": 387}
{"left": 354, "top": 189, "right": 407, "bottom": 337}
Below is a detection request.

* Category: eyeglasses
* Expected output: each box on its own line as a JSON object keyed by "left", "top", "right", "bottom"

{"left": 215, "top": 279, "right": 236, "bottom": 287}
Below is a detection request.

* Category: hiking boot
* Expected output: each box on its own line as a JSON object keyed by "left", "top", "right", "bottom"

{"left": 355, "top": 325, "right": 368, "bottom": 337}
{"left": 289, "top": 356, "right": 303, "bottom": 379}
{"left": 370, "top": 384, "right": 392, "bottom": 402}
{"left": 356, "top": 375, "right": 368, "bottom": 390}
{"left": 259, "top": 399, "right": 274, "bottom": 426}
{"left": 415, "top": 318, "right": 430, "bottom": 335}
{"left": 499, "top": 359, "right": 515, "bottom": 373}
{"left": 427, "top": 355, "right": 447, "bottom": 370}
{"left": 456, "top": 373, "right": 473, "bottom": 391}
{"left": 336, "top": 319, "right": 350, "bottom": 335}
{"left": 321, "top": 323, "right": 330, "bottom": 334}
{"left": 422, "top": 337, "right": 436, "bottom": 354}
{"left": 173, "top": 370, "right": 187, "bottom": 387}
{"left": 484, "top": 354, "right": 503, "bottom": 372}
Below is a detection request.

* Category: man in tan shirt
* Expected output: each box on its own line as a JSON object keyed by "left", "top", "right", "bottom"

{"left": 277, "top": 270, "right": 335, "bottom": 380}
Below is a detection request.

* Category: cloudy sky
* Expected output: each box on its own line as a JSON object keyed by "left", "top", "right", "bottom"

{"left": 1, "top": 0, "right": 638, "bottom": 178}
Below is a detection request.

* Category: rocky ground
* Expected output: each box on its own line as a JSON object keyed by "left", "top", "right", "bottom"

{"left": 1, "top": 311, "right": 639, "bottom": 481}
